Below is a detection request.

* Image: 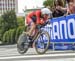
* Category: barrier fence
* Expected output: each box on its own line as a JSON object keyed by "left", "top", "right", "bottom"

{"left": 43, "top": 14, "right": 75, "bottom": 50}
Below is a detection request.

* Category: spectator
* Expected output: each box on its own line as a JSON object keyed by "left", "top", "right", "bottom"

{"left": 65, "top": 0, "right": 75, "bottom": 7}
{"left": 52, "top": 0, "right": 67, "bottom": 17}
{"left": 66, "top": 2, "right": 75, "bottom": 14}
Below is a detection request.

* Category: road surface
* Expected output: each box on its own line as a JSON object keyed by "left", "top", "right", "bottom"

{"left": 0, "top": 44, "right": 75, "bottom": 61}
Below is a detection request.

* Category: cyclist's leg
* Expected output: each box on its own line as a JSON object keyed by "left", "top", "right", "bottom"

{"left": 26, "top": 22, "right": 36, "bottom": 47}
{"left": 26, "top": 15, "right": 37, "bottom": 36}
{"left": 25, "top": 20, "right": 36, "bottom": 37}
{"left": 28, "top": 22, "right": 36, "bottom": 36}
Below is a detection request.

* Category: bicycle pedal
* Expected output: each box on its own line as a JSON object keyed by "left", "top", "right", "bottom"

{"left": 28, "top": 39, "right": 31, "bottom": 42}
{"left": 24, "top": 43, "right": 29, "bottom": 48}
{"left": 24, "top": 45, "right": 29, "bottom": 48}
{"left": 24, "top": 43, "right": 29, "bottom": 45}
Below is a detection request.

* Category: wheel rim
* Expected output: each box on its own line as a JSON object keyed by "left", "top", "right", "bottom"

{"left": 35, "top": 32, "right": 50, "bottom": 54}
{"left": 18, "top": 42, "right": 25, "bottom": 51}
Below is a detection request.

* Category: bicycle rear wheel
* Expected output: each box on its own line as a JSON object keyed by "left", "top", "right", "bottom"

{"left": 34, "top": 31, "right": 50, "bottom": 54}
{"left": 17, "top": 33, "right": 29, "bottom": 54}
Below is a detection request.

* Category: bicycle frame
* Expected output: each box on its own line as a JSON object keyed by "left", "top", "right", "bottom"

{"left": 31, "top": 29, "right": 41, "bottom": 42}
{"left": 17, "top": 21, "right": 50, "bottom": 54}
{"left": 27, "top": 20, "right": 49, "bottom": 42}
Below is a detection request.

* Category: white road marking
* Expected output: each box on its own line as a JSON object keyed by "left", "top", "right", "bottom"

{"left": 16, "top": 58, "right": 75, "bottom": 61}
{"left": 0, "top": 53, "right": 75, "bottom": 60}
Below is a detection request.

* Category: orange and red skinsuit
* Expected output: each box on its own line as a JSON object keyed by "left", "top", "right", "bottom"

{"left": 26, "top": 10, "right": 48, "bottom": 25}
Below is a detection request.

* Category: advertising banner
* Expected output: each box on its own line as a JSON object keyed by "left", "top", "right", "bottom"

{"left": 45, "top": 14, "right": 75, "bottom": 42}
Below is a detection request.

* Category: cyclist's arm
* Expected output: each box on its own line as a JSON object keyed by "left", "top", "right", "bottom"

{"left": 35, "top": 10, "right": 47, "bottom": 25}
{"left": 35, "top": 10, "right": 44, "bottom": 24}
{"left": 26, "top": 12, "right": 34, "bottom": 24}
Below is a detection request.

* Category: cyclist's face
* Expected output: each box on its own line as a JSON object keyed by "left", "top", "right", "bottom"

{"left": 43, "top": 14, "right": 49, "bottom": 19}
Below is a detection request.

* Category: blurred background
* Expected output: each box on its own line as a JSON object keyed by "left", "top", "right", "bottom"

{"left": 0, "top": 0, "right": 75, "bottom": 45}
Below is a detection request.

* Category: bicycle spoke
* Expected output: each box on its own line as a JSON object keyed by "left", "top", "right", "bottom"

{"left": 35, "top": 32, "right": 50, "bottom": 54}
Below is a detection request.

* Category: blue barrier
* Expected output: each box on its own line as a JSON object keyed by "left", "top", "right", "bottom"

{"left": 44, "top": 14, "right": 75, "bottom": 42}
{"left": 42, "top": 14, "right": 75, "bottom": 50}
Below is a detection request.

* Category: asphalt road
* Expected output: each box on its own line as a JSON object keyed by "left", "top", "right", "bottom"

{"left": 0, "top": 44, "right": 75, "bottom": 61}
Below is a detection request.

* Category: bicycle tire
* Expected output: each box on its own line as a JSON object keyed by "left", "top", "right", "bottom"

{"left": 34, "top": 31, "right": 50, "bottom": 54}
{"left": 17, "top": 33, "right": 29, "bottom": 54}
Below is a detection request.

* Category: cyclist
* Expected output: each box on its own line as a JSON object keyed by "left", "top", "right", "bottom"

{"left": 25, "top": 8, "right": 52, "bottom": 37}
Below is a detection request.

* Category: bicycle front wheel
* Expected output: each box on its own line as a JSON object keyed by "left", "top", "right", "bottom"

{"left": 34, "top": 31, "right": 50, "bottom": 54}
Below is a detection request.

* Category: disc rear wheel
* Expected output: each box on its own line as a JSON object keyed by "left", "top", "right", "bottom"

{"left": 17, "top": 33, "right": 29, "bottom": 54}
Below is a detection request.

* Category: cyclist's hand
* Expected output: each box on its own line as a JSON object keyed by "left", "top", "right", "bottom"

{"left": 46, "top": 20, "right": 50, "bottom": 25}
{"left": 36, "top": 24, "right": 42, "bottom": 29}
{"left": 40, "top": 19, "right": 45, "bottom": 25}
{"left": 47, "top": 21, "right": 50, "bottom": 24}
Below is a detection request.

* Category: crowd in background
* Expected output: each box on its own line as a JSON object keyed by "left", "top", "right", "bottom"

{"left": 50, "top": 0, "right": 75, "bottom": 18}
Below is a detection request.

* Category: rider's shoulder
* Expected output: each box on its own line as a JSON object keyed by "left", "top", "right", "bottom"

{"left": 27, "top": 11, "right": 35, "bottom": 16}
{"left": 35, "top": 10, "right": 41, "bottom": 13}
{"left": 35, "top": 10, "right": 41, "bottom": 16}
{"left": 27, "top": 10, "right": 41, "bottom": 16}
